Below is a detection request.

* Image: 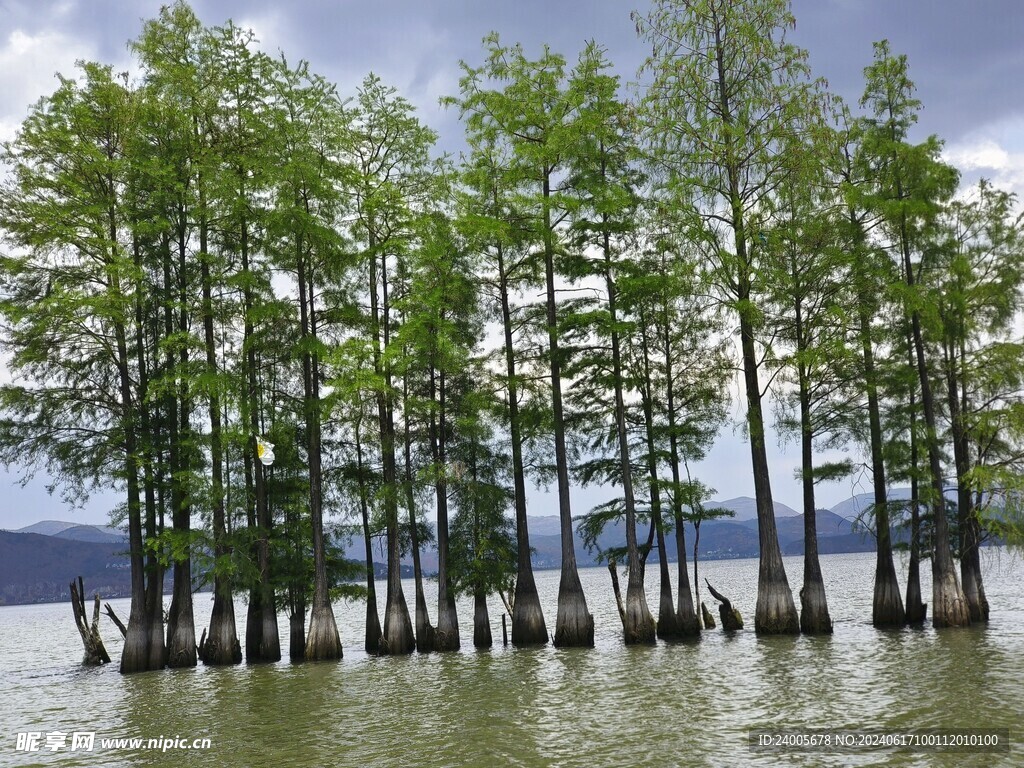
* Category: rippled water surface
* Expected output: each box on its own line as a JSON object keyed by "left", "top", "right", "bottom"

{"left": 3, "top": 550, "right": 1022, "bottom": 767}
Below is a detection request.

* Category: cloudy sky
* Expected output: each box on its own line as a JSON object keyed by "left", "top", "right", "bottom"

{"left": 1, "top": 0, "right": 1022, "bottom": 529}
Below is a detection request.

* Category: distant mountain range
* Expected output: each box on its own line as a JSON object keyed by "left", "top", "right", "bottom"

{"left": 2, "top": 493, "right": 898, "bottom": 605}
{"left": 0, "top": 530, "right": 133, "bottom": 605}
{"left": 17, "top": 520, "right": 126, "bottom": 544}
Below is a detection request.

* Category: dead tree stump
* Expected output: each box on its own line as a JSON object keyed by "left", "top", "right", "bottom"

{"left": 70, "top": 577, "right": 111, "bottom": 665}
{"left": 104, "top": 603, "right": 128, "bottom": 638}
{"left": 705, "top": 579, "right": 743, "bottom": 631}
{"left": 700, "top": 601, "right": 716, "bottom": 629}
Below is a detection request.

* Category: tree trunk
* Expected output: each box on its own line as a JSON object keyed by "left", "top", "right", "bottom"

{"left": 904, "top": 331, "right": 927, "bottom": 624}
{"left": 796, "top": 349, "right": 832, "bottom": 635}
{"left": 401, "top": 375, "right": 435, "bottom": 654}
{"left": 543, "top": 177, "right": 592, "bottom": 648}
{"left": 431, "top": 367, "right": 460, "bottom": 651}
{"left": 857, "top": 297, "right": 905, "bottom": 627}
{"left": 901, "top": 233, "right": 969, "bottom": 628}
{"left": 693, "top": 521, "right": 703, "bottom": 629}
{"left": 610, "top": 257, "right": 654, "bottom": 645}
{"left": 664, "top": 306, "right": 699, "bottom": 638}
{"left": 198, "top": 207, "right": 241, "bottom": 666}
{"left": 713, "top": 15, "right": 797, "bottom": 634}
{"left": 473, "top": 590, "right": 492, "bottom": 649}
{"left": 356, "top": 426, "right": 383, "bottom": 655}
{"left": 905, "top": 469, "right": 927, "bottom": 624}
{"left": 298, "top": 245, "right": 342, "bottom": 661}
{"left": 946, "top": 342, "right": 988, "bottom": 623}
{"left": 289, "top": 607, "right": 306, "bottom": 663}
{"left": 741, "top": 310, "right": 798, "bottom": 634}
{"left": 165, "top": 225, "right": 197, "bottom": 668}
{"left": 706, "top": 580, "right": 743, "bottom": 631}
{"left": 608, "top": 559, "right": 626, "bottom": 629}
{"left": 496, "top": 242, "right": 547, "bottom": 646}
{"left": 370, "top": 240, "right": 414, "bottom": 656}
{"left": 241, "top": 216, "right": 280, "bottom": 664}
{"left": 112, "top": 253, "right": 154, "bottom": 674}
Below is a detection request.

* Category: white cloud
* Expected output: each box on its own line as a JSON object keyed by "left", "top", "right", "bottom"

{"left": 0, "top": 28, "right": 95, "bottom": 142}
{"left": 944, "top": 139, "right": 1010, "bottom": 172}
{"left": 944, "top": 122, "right": 1024, "bottom": 200}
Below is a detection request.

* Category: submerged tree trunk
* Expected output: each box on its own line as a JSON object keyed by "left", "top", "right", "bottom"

{"left": 431, "top": 368, "right": 460, "bottom": 651}
{"left": 901, "top": 235, "right": 969, "bottom": 628}
{"left": 113, "top": 246, "right": 157, "bottom": 674}
{"left": 543, "top": 179, "right": 593, "bottom": 649}
{"left": 402, "top": 376, "right": 435, "bottom": 654}
{"left": 904, "top": 332, "right": 927, "bottom": 624}
{"left": 242, "top": 219, "right": 280, "bottom": 664}
{"left": 905, "top": 468, "right": 927, "bottom": 624}
{"left": 664, "top": 310, "right": 699, "bottom": 638}
{"left": 611, "top": 265, "right": 653, "bottom": 646}
{"left": 741, "top": 308, "right": 798, "bottom": 635}
{"left": 796, "top": 351, "right": 832, "bottom": 635}
{"left": 199, "top": 211, "right": 241, "bottom": 666}
{"left": 165, "top": 227, "right": 197, "bottom": 668}
{"left": 857, "top": 297, "right": 905, "bottom": 628}
{"left": 299, "top": 247, "right": 343, "bottom": 662}
{"left": 693, "top": 521, "right": 703, "bottom": 629}
{"left": 356, "top": 427, "right": 383, "bottom": 655}
{"left": 289, "top": 607, "right": 306, "bottom": 663}
{"left": 496, "top": 242, "right": 547, "bottom": 646}
{"left": 945, "top": 343, "right": 988, "bottom": 623}
{"left": 370, "top": 240, "right": 414, "bottom": 656}
{"left": 712, "top": 15, "right": 797, "bottom": 635}
{"left": 473, "top": 590, "right": 492, "bottom": 649}
{"left": 631, "top": 308, "right": 672, "bottom": 642}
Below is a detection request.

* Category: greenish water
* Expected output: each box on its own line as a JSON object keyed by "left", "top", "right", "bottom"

{"left": 2, "top": 550, "right": 1022, "bottom": 767}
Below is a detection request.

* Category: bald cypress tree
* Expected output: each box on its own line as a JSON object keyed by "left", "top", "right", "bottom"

{"left": 449, "top": 35, "right": 594, "bottom": 647}
{"left": 858, "top": 40, "right": 968, "bottom": 628}
{"left": 0, "top": 63, "right": 166, "bottom": 673}
{"left": 636, "top": 0, "right": 816, "bottom": 633}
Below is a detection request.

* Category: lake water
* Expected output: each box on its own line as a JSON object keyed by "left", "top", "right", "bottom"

{"left": 2, "top": 550, "right": 1022, "bottom": 767}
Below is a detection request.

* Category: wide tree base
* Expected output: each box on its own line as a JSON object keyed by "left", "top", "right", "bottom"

{"left": 554, "top": 588, "right": 594, "bottom": 648}
{"left": 799, "top": 584, "right": 833, "bottom": 635}
{"left": 382, "top": 595, "right": 416, "bottom": 656}
{"left": 473, "top": 593, "right": 492, "bottom": 649}
{"left": 754, "top": 582, "right": 799, "bottom": 636}
{"left": 435, "top": 603, "right": 461, "bottom": 652}
{"left": 305, "top": 604, "right": 343, "bottom": 661}
{"left": 166, "top": 622, "right": 198, "bottom": 668}
{"left": 512, "top": 583, "right": 549, "bottom": 646}
{"left": 246, "top": 604, "right": 282, "bottom": 664}
{"left": 199, "top": 627, "right": 243, "bottom": 665}
{"left": 624, "top": 585, "right": 656, "bottom": 645}
{"left": 872, "top": 568, "right": 906, "bottom": 628}
{"left": 961, "top": 565, "right": 989, "bottom": 624}
{"left": 905, "top": 576, "right": 927, "bottom": 624}
{"left": 932, "top": 567, "right": 971, "bottom": 628}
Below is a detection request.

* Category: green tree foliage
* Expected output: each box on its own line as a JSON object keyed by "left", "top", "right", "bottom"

{"left": 636, "top": 0, "right": 817, "bottom": 634}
